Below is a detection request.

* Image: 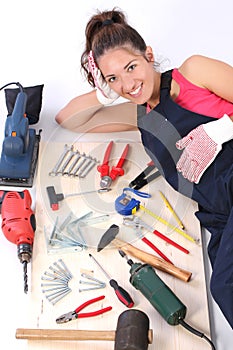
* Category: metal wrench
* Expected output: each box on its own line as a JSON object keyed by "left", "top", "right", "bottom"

{"left": 49, "top": 144, "right": 71, "bottom": 176}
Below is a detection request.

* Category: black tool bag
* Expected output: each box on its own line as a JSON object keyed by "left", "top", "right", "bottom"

{"left": 4, "top": 84, "right": 44, "bottom": 124}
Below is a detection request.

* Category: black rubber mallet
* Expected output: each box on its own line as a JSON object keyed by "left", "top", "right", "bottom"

{"left": 16, "top": 309, "right": 153, "bottom": 349}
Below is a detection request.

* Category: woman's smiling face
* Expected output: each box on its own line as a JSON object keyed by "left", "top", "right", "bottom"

{"left": 97, "top": 46, "right": 158, "bottom": 105}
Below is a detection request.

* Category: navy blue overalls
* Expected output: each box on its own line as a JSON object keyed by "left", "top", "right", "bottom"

{"left": 137, "top": 70, "right": 233, "bottom": 328}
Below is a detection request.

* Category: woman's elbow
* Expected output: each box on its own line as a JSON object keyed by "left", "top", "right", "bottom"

{"left": 55, "top": 110, "right": 64, "bottom": 125}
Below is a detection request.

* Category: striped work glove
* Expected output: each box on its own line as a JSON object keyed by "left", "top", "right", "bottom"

{"left": 88, "top": 51, "right": 119, "bottom": 105}
{"left": 176, "top": 114, "right": 233, "bottom": 183}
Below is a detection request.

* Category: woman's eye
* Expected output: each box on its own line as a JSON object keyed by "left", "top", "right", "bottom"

{"left": 128, "top": 64, "right": 136, "bottom": 72}
{"left": 108, "top": 77, "right": 116, "bottom": 83}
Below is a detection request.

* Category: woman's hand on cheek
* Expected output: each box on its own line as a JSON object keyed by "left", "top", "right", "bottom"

{"left": 88, "top": 51, "right": 119, "bottom": 105}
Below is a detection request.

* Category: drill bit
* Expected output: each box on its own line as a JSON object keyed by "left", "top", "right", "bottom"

{"left": 23, "top": 261, "right": 28, "bottom": 294}
{"left": 18, "top": 243, "right": 32, "bottom": 294}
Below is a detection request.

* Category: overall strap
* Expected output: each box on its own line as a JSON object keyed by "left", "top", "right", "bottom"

{"left": 160, "top": 69, "right": 173, "bottom": 94}
{"left": 137, "top": 69, "right": 173, "bottom": 117}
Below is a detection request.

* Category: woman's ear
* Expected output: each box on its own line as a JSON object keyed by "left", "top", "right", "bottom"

{"left": 145, "top": 46, "right": 154, "bottom": 62}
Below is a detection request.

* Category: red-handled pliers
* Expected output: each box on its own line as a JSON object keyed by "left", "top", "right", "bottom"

{"left": 56, "top": 295, "right": 112, "bottom": 324}
{"left": 97, "top": 141, "right": 129, "bottom": 189}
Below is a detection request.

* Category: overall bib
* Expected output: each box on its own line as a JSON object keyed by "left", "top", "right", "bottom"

{"left": 137, "top": 70, "right": 233, "bottom": 328}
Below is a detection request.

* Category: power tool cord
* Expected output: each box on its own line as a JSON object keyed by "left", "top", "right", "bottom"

{"left": 178, "top": 318, "right": 216, "bottom": 349}
{"left": 0, "top": 82, "right": 24, "bottom": 92}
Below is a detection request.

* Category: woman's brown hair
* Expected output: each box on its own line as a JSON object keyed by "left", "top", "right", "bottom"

{"left": 81, "top": 8, "right": 147, "bottom": 87}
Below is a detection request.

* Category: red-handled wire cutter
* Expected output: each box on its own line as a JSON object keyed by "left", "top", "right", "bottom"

{"left": 97, "top": 141, "right": 129, "bottom": 189}
{"left": 56, "top": 295, "right": 112, "bottom": 324}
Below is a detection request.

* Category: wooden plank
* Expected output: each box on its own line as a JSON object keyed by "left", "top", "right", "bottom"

{"left": 25, "top": 141, "right": 211, "bottom": 350}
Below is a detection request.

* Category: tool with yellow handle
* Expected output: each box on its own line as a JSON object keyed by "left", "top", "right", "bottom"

{"left": 115, "top": 188, "right": 197, "bottom": 243}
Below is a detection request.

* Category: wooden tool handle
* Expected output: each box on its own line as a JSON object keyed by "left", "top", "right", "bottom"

{"left": 16, "top": 329, "right": 115, "bottom": 341}
{"left": 113, "top": 238, "right": 192, "bottom": 282}
{"left": 16, "top": 328, "right": 153, "bottom": 344}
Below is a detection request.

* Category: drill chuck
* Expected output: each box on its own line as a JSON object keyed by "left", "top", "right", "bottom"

{"left": 129, "top": 263, "right": 187, "bottom": 325}
{"left": 17, "top": 243, "right": 32, "bottom": 264}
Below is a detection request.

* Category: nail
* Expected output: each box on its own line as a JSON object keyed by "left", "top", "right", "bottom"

{"left": 79, "top": 285, "right": 106, "bottom": 292}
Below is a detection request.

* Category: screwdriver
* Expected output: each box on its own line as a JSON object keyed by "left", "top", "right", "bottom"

{"left": 89, "top": 254, "right": 134, "bottom": 308}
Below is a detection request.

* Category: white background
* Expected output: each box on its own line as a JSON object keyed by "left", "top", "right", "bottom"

{"left": 0, "top": 1, "right": 232, "bottom": 349}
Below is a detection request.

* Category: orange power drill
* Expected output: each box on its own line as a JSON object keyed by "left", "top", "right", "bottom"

{"left": 1, "top": 190, "right": 36, "bottom": 293}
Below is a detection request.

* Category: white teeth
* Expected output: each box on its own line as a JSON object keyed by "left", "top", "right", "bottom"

{"left": 130, "top": 86, "right": 141, "bottom": 95}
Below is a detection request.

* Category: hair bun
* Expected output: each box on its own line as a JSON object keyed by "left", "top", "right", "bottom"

{"left": 101, "top": 19, "right": 114, "bottom": 27}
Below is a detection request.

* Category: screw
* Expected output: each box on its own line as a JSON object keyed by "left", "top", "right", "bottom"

{"left": 81, "top": 273, "right": 106, "bottom": 285}
{"left": 57, "top": 258, "right": 73, "bottom": 279}
{"left": 46, "top": 287, "right": 70, "bottom": 301}
{"left": 48, "top": 266, "right": 71, "bottom": 282}
{"left": 43, "top": 271, "right": 68, "bottom": 283}
{"left": 79, "top": 285, "right": 106, "bottom": 292}
{"left": 79, "top": 280, "right": 106, "bottom": 287}
{"left": 41, "top": 282, "right": 67, "bottom": 287}
{"left": 50, "top": 288, "right": 72, "bottom": 305}
{"left": 53, "top": 262, "right": 72, "bottom": 279}
{"left": 42, "top": 286, "right": 69, "bottom": 293}
{"left": 78, "top": 285, "right": 105, "bottom": 293}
